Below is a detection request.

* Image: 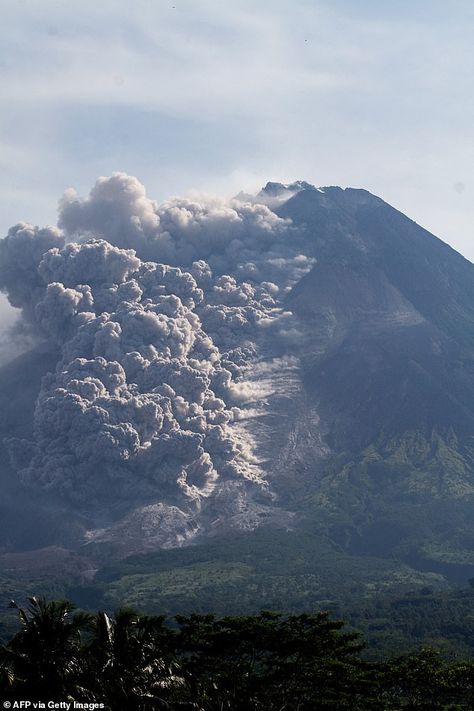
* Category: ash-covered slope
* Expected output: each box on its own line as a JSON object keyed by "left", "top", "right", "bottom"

{"left": 2, "top": 176, "right": 474, "bottom": 573}
{"left": 268, "top": 184, "right": 474, "bottom": 567}
{"left": 280, "top": 185, "right": 474, "bottom": 346}
{"left": 279, "top": 185, "right": 474, "bottom": 450}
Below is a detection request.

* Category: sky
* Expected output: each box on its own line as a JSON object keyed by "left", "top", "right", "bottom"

{"left": 0, "top": 0, "right": 473, "bottom": 266}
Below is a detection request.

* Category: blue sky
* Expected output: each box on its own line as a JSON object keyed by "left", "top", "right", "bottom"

{"left": 0, "top": 0, "right": 473, "bottom": 263}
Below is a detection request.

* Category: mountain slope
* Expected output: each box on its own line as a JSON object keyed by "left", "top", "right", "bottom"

{"left": 263, "top": 184, "right": 474, "bottom": 567}
{"left": 2, "top": 179, "right": 474, "bottom": 595}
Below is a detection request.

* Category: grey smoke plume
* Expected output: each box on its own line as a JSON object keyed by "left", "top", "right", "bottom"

{"left": 58, "top": 172, "right": 313, "bottom": 286}
{"left": 0, "top": 223, "right": 65, "bottom": 324}
{"left": 0, "top": 174, "right": 313, "bottom": 509}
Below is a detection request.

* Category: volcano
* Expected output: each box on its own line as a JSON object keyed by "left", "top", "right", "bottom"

{"left": 2, "top": 178, "right": 474, "bottom": 599}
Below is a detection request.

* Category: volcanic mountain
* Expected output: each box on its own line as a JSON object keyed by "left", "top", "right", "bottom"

{"left": 2, "top": 176, "right": 474, "bottom": 598}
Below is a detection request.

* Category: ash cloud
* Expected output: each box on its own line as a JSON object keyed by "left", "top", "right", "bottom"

{"left": 0, "top": 173, "right": 314, "bottom": 512}
{"left": 58, "top": 172, "right": 313, "bottom": 287}
{"left": 0, "top": 223, "right": 65, "bottom": 325}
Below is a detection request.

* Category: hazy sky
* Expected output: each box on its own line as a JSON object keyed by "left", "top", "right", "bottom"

{"left": 1, "top": 0, "right": 473, "bottom": 260}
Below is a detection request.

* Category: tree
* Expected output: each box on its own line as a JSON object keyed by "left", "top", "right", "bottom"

{"left": 85, "top": 608, "right": 178, "bottom": 709}
{"left": 174, "top": 611, "right": 382, "bottom": 710}
{"left": 3, "top": 596, "right": 91, "bottom": 701}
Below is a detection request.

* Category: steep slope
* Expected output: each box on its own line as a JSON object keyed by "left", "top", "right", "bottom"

{"left": 269, "top": 184, "right": 474, "bottom": 452}
{"left": 262, "top": 184, "right": 474, "bottom": 567}
{"left": 280, "top": 186, "right": 474, "bottom": 347}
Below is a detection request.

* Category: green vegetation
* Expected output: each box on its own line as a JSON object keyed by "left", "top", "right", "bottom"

{"left": 50, "top": 528, "right": 474, "bottom": 659}
{"left": 5, "top": 527, "right": 474, "bottom": 661}
{"left": 3, "top": 596, "right": 474, "bottom": 709}
{"left": 69, "top": 529, "right": 442, "bottom": 626}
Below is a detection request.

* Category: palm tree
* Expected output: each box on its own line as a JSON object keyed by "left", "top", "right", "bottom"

{"left": 5, "top": 596, "right": 91, "bottom": 701}
{"left": 85, "top": 608, "right": 179, "bottom": 709}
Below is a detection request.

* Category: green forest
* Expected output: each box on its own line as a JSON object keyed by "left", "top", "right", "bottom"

{"left": 2, "top": 596, "right": 474, "bottom": 710}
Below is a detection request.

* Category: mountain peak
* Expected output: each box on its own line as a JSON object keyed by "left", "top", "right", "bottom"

{"left": 262, "top": 180, "right": 316, "bottom": 192}
{"left": 259, "top": 180, "right": 321, "bottom": 198}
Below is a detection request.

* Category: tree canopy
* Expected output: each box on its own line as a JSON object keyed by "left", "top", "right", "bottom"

{"left": 1, "top": 597, "right": 474, "bottom": 709}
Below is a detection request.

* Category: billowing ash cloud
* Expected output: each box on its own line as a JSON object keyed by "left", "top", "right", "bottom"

{"left": 0, "top": 223, "right": 65, "bottom": 325}
{"left": 58, "top": 172, "right": 313, "bottom": 286}
{"left": 0, "top": 173, "right": 314, "bottom": 510}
